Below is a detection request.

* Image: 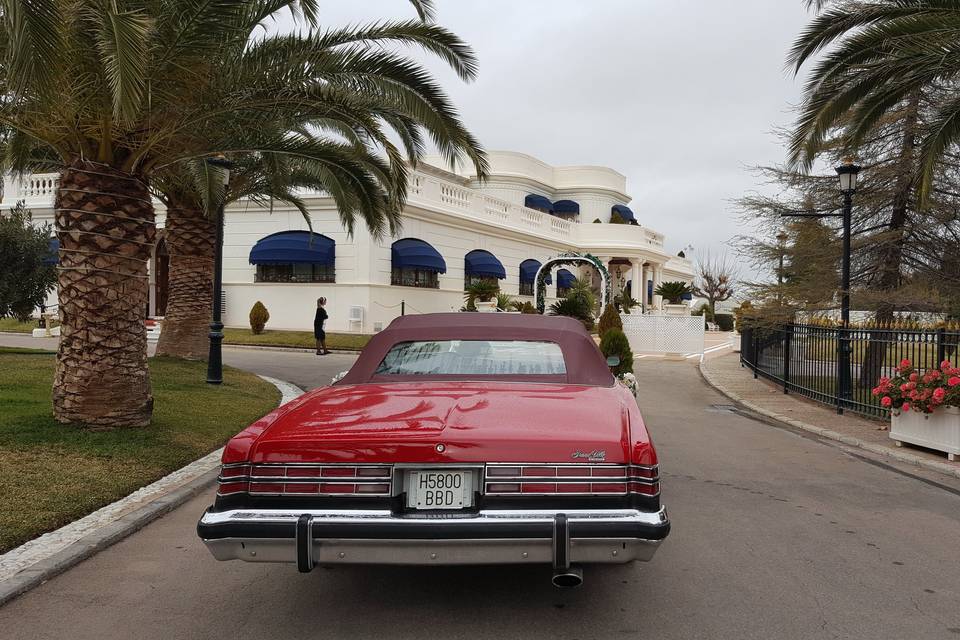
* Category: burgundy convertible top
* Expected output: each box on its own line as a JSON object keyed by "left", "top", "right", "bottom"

{"left": 338, "top": 313, "right": 615, "bottom": 387}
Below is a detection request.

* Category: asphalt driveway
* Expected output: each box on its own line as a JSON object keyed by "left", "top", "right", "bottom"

{"left": 1, "top": 351, "right": 958, "bottom": 639}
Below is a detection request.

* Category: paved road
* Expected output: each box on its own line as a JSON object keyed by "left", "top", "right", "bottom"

{"left": 2, "top": 355, "right": 959, "bottom": 639}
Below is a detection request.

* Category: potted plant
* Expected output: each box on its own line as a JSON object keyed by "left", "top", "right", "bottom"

{"left": 654, "top": 281, "right": 692, "bottom": 315}
{"left": 464, "top": 280, "right": 500, "bottom": 312}
{"left": 873, "top": 358, "right": 960, "bottom": 461}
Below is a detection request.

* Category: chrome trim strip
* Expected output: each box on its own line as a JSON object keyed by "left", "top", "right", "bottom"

{"left": 203, "top": 537, "right": 663, "bottom": 565}
{"left": 200, "top": 506, "right": 668, "bottom": 527}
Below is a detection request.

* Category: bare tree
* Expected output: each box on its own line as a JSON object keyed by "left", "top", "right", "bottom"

{"left": 693, "top": 252, "right": 738, "bottom": 317}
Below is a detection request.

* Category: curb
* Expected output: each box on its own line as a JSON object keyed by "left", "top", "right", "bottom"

{"left": 0, "top": 375, "right": 303, "bottom": 607}
{"left": 698, "top": 361, "right": 960, "bottom": 481}
{"left": 223, "top": 343, "right": 361, "bottom": 355}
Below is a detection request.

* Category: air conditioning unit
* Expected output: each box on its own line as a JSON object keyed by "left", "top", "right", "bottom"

{"left": 348, "top": 305, "right": 364, "bottom": 329}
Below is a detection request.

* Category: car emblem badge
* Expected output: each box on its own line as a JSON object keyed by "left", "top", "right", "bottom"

{"left": 571, "top": 449, "right": 606, "bottom": 462}
{"left": 435, "top": 443, "right": 446, "bottom": 453}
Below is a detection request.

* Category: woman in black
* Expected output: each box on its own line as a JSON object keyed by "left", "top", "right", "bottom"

{"left": 314, "top": 297, "right": 330, "bottom": 355}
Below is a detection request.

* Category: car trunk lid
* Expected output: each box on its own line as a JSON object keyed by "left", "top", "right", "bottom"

{"left": 249, "top": 381, "right": 631, "bottom": 464}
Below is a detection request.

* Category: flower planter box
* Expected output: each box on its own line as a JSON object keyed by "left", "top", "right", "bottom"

{"left": 890, "top": 406, "right": 960, "bottom": 461}
{"left": 475, "top": 301, "right": 497, "bottom": 313}
{"left": 662, "top": 304, "right": 689, "bottom": 316}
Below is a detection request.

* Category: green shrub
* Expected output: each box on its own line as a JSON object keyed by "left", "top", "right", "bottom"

{"left": 464, "top": 279, "right": 499, "bottom": 304}
{"left": 597, "top": 303, "right": 622, "bottom": 337}
{"left": 654, "top": 281, "right": 692, "bottom": 304}
{"left": 609, "top": 211, "right": 627, "bottom": 224}
{"left": 599, "top": 328, "right": 633, "bottom": 376}
{"left": 734, "top": 301, "right": 753, "bottom": 332}
{"left": 520, "top": 301, "right": 537, "bottom": 314}
{"left": 715, "top": 313, "right": 734, "bottom": 331}
{"left": 593, "top": 218, "right": 602, "bottom": 224}
{"left": 549, "top": 297, "right": 593, "bottom": 330}
{"left": 495, "top": 292, "right": 514, "bottom": 311}
{"left": 249, "top": 301, "right": 270, "bottom": 334}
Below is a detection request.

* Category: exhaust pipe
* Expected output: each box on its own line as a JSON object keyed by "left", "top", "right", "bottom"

{"left": 552, "top": 566, "right": 583, "bottom": 588}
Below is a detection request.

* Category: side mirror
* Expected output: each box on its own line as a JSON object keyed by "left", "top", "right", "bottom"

{"left": 606, "top": 355, "right": 620, "bottom": 368}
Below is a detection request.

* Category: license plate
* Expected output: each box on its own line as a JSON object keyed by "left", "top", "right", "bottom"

{"left": 407, "top": 470, "right": 473, "bottom": 509}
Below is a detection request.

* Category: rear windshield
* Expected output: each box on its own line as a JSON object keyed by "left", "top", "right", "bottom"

{"left": 374, "top": 340, "right": 567, "bottom": 376}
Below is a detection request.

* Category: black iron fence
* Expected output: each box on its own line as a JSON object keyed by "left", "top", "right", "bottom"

{"left": 740, "top": 322, "right": 960, "bottom": 418}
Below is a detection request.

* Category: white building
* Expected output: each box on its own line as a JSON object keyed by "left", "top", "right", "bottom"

{"left": 6, "top": 150, "right": 694, "bottom": 333}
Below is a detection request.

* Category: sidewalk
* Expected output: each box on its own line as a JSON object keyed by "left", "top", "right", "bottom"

{"left": 700, "top": 351, "right": 960, "bottom": 480}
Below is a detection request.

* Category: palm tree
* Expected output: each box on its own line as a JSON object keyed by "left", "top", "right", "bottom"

{"left": 0, "top": 0, "right": 485, "bottom": 426}
{"left": 153, "top": 5, "right": 488, "bottom": 360}
{"left": 788, "top": 0, "right": 960, "bottom": 196}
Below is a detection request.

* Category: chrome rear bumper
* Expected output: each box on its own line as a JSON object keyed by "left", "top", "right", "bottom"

{"left": 197, "top": 507, "right": 669, "bottom": 568}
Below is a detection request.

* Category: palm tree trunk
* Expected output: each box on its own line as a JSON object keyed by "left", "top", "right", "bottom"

{"left": 860, "top": 90, "right": 921, "bottom": 387}
{"left": 154, "top": 200, "right": 215, "bottom": 360}
{"left": 53, "top": 160, "right": 155, "bottom": 427}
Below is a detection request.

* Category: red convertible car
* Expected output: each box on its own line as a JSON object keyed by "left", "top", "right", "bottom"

{"left": 197, "top": 313, "right": 669, "bottom": 586}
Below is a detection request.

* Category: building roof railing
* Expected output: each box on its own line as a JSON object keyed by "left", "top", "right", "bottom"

{"left": 2, "top": 169, "right": 672, "bottom": 258}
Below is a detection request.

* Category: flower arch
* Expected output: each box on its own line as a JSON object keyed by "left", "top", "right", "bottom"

{"left": 534, "top": 252, "right": 612, "bottom": 314}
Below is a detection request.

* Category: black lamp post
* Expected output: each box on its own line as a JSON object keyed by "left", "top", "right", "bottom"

{"left": 776, "top": 231, "right": 788, "bottom": 305}
{"left": 780, "top": 158, "right": 861, "bottom": 413}
{"left": 205, "top": 155, "right": 233, "bottom": 385}
{"left": 835, "top": 159, "right": 861, "bottom": 409}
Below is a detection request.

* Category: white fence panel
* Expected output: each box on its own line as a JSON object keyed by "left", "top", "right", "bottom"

{"left": 620, "top": 314, "right": 705, "bottom": 355}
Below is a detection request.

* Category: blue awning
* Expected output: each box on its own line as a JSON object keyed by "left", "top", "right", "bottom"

{"left": 611, "top": 204, "right": 636, "bottom": 223}
{"left": 519, "top": 259, "right": 551, "bottom": 284}
{"left": 557, "top": 269, "right": 576, "bottom": 289}
{"left": 43, "top": 237, "right": 59, "bottom": 265}
{"left": 465, "top": 249, "right": 506, "bottom": 279}
{"left": 553, "top": 200, "right": 579, "bottom": 215}
{"left": 681, "top": 292, "right": 693, "bottom": 301}
{"left": 249, "top": 231, "right": 335, "bottom": 265}
{"left": 392, "top": 238, "right": 446, "bottom": 273}
{"left": 524, "top": 194, "right": 553, "bottom": 213}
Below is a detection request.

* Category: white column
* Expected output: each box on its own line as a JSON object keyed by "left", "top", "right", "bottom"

{"left": 653, "top": 264, "right": 664, "bottom": 310}
{"left": 630, "top": 259, "right": 641, "bottom": 306}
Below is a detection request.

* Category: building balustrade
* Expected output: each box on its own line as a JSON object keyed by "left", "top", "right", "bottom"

{"left": 3, "top": 168, "right": 672, "bottom": 255}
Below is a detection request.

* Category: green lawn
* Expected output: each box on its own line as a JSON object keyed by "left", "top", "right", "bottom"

{"left": 0, "top": 347, "right": 280, "bottom": 552}
{"left": 223, "top": 327, "right": 371, "bottom": 351}
{"left": 0, "top": 318, "right": 38, "bottom": 333}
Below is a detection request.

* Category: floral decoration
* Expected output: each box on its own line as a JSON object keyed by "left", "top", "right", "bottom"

{"left": 873, "top": 359, "right": 960, "bottom": 414}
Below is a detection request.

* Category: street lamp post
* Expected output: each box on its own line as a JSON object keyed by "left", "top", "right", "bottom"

{"left": 776, "top": 231, "right": 788, "bottom": 306}
{"left": 205, "top": 156, "right": 233, "bottom": 385}
{"left": 835, "top": 160, "right": 861, "bottom": 411}
{"left": 779, "top": 159, "right": 860, "bottom": 413}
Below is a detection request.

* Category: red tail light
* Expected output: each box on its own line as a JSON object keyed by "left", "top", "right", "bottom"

{"left": 217, "top": 464, "right": 393, "bottom": 497}
{"left": 483, "top": 464, "right": 658, "bottom": 496}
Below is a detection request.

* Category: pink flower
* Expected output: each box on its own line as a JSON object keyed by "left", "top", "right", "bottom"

{"left": 881, "top": 396, "right": 892, "bottom": 407}
{"left": 909, "top": 372, "right": 919, "bottom": 382}
{"left": 900, "top": 383, "right": 909, "bottom": 392}
{"left": 872, "top": 387, "right": 880, "bottom": 396}
{"left": 949, "top": 377, "right": 960, "bottom": 387}
{"left": 902, "top": 402, "right": 911, "bottom": 412}
{"left": 900, "top": 359, "right": 912, "bottom": 369}
{"left": 941, "top": 360, "right": 953, "bottom": 371}
{"left": 933, "top": 388, "right": 946, "bottom": 404}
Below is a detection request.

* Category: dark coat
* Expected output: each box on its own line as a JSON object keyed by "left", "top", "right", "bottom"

{"left": 314, "top": 307, "right": 328, "bottom": 340}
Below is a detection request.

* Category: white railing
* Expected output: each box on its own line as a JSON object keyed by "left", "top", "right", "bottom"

{"left": 3, "top": 168, "right": 678, "bottom": 262}
{"left": 621, "top": 314, "right": 705, "bottom": 356}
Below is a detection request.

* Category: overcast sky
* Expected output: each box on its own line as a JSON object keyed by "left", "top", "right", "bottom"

{"left": 298, "top": 1, "right": 813, "bottom": 263}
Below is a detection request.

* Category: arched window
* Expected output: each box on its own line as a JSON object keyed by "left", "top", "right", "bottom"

{"left": 524, "top": 194, "right": 554, "bottom": 214}
{"left": 610, "top": 204, "right": 637, "bottom": 224}
{"left": 249, "top": 231, "right": 335, "bottom": 283}
{"left": 553, "top": 200, "right": 580, "bottom": 221}
{"left": 519, "top": 259, "right": 551, "bottom": 296}
{"left": 464, "top": 249, "right": 506, "bottom": 288}
{"left": 557, "top": 269, "right": 576, "bottom": 297}
{"left": 391, "top": 238, "right": 446, "bottom": 289}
